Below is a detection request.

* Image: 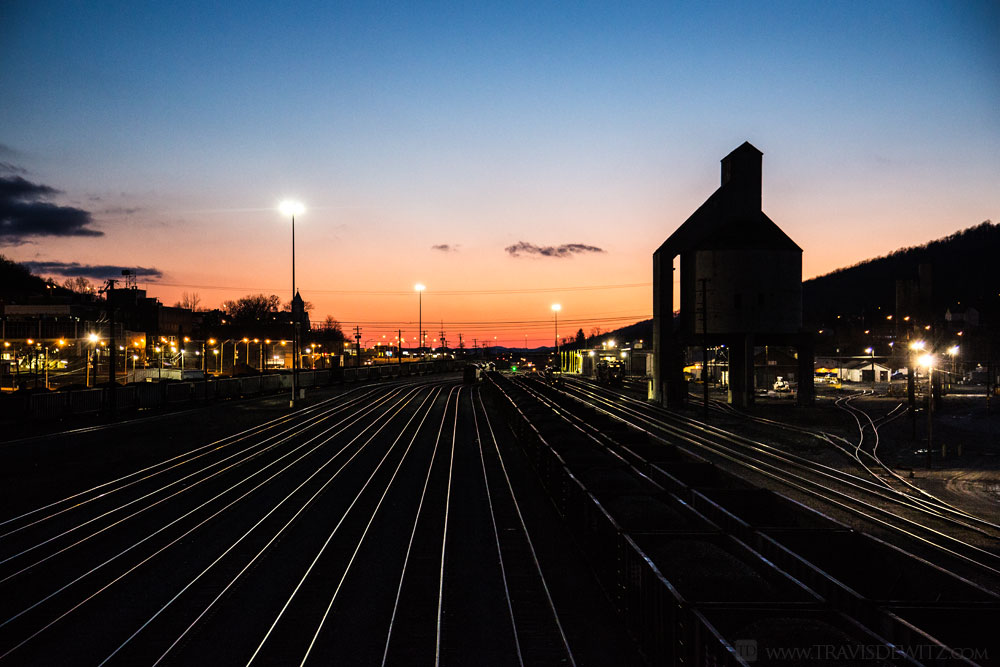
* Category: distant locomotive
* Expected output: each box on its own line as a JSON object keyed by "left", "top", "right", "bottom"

{"left": 596, "top": 359, "right": 624, "bottom": 387}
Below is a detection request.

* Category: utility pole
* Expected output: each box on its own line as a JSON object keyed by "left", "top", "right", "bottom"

{"left": 926, "top": 366, "right": 934, "bottom": 469}
{"left": 870, "top": 346, "right": 876, "bottom": 392}
{"left": 987, "top": 360, "right": 993, "bottom": 416}
{"left": 354, "top": 326, "right": 362, "bottom": 368}
{"left": 700, "top": 278, "right": 709, "bottom": 417}
{"left": 398, "top": 329, "right": 402, "bottom": 366}
{"left": 100, "top": 278, "right": 119, "bottom": 415}
{"left": 439, "top": 322, "right": 447, "bottom": 354}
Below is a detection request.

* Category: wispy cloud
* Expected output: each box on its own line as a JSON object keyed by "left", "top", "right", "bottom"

{"left": 0, "top": 144, "right": 23, "bottom": 159}
{"left": 431, "top": 243, "right": 458, "bottom": 252}
{"left": 0, "top": 174, "right": 102, "bottom": 243}
{"left": 505, "top": 241, "right": 606, "bottom": 258}
{"left": 99, "top": 206, "right": 143, "bottom": 216}
{"left": 0, "top": 162, "right": 27, "bottom": 175}
{"left": 21, "top": 261, "right": 162, "bottom": 280}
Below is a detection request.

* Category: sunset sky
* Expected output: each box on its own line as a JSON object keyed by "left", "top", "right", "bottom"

{"left": 2, "top": 2, "right": 998, "bottom": 346}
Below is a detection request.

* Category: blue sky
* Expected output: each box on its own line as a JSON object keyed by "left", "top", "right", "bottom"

{"left": 2, "top": 1, "right": 998, "bottom": 341}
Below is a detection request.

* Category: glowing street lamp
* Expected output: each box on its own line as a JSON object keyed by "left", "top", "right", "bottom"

{"left": 86, "top": 333, "right": 100, "bottom": 387}
{"left": 280, "top": 199, "right": 305, "bottom": 408}
{"left": 551, "top": 304, "right": 561, "bottom": 370}
{"left": 918, "top": 353, "right": 935, "bottom": 467}
{"left": 946, "top": 345, "right": 960, "bottom": 389}
{"left": 865, "top": 346, "right": 875, "bottom": 390}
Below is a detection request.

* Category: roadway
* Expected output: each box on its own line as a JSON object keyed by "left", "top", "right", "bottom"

{"left": 0, "top": 375, "right": 640, "bottom": 666}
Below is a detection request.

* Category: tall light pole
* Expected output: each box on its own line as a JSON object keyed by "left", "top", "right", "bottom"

{"left": 946, "top": 345, "right": 959, "bottom": 391}
{"left": 415, "top": 283, "right": 425, "bottom": 359}
{"left": 909, "top": 340, "right": 925, "bottom": 437}
{"left": 87, "top": 333, "right": 99, "bottom": 387}
{"left": 280, "top": 200, "right": 304, "bottom": 408}
{"left": 918, "top": 353, "right": 934, "bottom": 468}
{"left": 551, "top": 304, "right": 561, "bottom": 371}
{"left": 865, "top": 346, "right": 875, "bottom": 392}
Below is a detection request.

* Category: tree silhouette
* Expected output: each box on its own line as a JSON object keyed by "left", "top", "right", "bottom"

{"left": 222, "top": 294, "right": 282, "bottom": 322}
{"left": 173, "top": 291, "right": 201, "bottom": 311}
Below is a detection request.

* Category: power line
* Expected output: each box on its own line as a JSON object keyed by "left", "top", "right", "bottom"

{"left": 144, "top": 281, "right": 651, "bottom": 296}
{"left": 338, "top": 315, "right": 647, "bottom": 327}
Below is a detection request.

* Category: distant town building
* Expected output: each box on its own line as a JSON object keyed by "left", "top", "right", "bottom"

{"left": 945, "top": 304, "right": 979, "bottom": 327}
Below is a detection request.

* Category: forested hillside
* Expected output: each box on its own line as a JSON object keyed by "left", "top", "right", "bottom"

{"left": 802, "top": 221, "right": 998, "bottom": 326}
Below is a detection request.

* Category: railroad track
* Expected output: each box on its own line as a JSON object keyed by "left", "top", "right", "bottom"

{"left": 526, "top": 375, "right": 1000, "bottom": 583}
{"left": 490, "top": 372, "right": 1000, "bottom": 665}
{"left": 700, "top": 388, "right": 1000, "bottom": 538}
{"left": 0, "top": 377, "right": 583, "bottom": 665}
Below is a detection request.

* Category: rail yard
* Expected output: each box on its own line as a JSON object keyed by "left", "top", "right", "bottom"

{"left": 1, "top": 370, "right": 997, "bottom": 665}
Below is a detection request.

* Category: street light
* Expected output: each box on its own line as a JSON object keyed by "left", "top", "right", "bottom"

{"left": 865, "top": 346, "right": 875, "bottom": 391}
{"left": 946, "top": 345, "right": 959, "bottom": 389}
{"left": 87, "top": 333, "right": 100, "bottom": 387}
{"left": 280, "top": 199, "right": 305, "bottom": 408}
{"left": 918, "top": 353, "right": 935, "bottom": 468}
{"left": 415, "top": 283, "right": 425, "bottom": 359}
{"left": 551, "top": 304, "right": 561, "bottom": 371}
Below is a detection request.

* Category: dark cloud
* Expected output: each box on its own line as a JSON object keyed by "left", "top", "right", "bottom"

{"left": 431, "top": 243, "right": 458, "bottom": 252}
{"left": 505, "top": 241, "right": 606, "bottom": 258}
{"left": 21, "top": 261, "right": 162, "bottom": 280}
{"left": 0, "top": 175, "right": 58, "bottom": 199}
{"left": 0, "top": 174, "right": 102, "bottom": 242}
{"left": 0, "top": 144, "right": 22, "bottom": 158}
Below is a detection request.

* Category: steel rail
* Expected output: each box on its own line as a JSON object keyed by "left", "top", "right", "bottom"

{"left": 0, "top": 385, "right": 430, "bottom": 662}
{"left": 434, "top": 386, "right": 460, "bottom": 667}
{"left": 830, "top": 394, "right": 981, "bottom": 521}
{"left": 472, "top": 389, "right": 576, "bottom": 667}
{"left": 297, "top": 386, "right": 445, "bottom": 666}
{"left": 471, "top": 389, "right": 523, "bottom": 666}
{"left": 523, "top": 377, "right": 1000, "bottom": 579}
{"left": 696, "top": 386, "right": 1000, "bottom": 531}
{"left": 146, "top": 384, "right": 441, "bottom": 666}
{"left": 0, "top": 388, "right": 385, "bottom": 560}
{"left": 381, "top": 386, "right": 461, "bottom": 667}
{"left": 623, "top": 380, "right": 1000, "bottom": 534}
{"left": 0, "top": 386, "right": 377, "bottom": 534}
{"left": 106, "top": 383, "right": 439, "bottom": 666}
{"left": 0, "top": 386, "right": 410, "bottom": 583}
